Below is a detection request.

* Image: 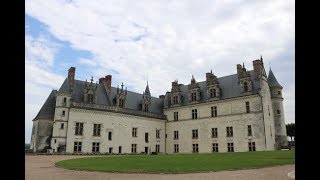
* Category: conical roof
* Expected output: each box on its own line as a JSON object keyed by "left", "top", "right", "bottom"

{"left": 268, "top": 69, "right": 283, "bottom": 88}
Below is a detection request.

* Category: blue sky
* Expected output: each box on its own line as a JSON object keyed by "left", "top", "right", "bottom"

{"left": 25, "top": 0, "right": 295, "bottom": 143}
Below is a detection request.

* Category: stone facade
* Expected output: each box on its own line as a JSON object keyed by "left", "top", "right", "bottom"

{"left": 31, "top": 58, "right": 288, "bottom": 154}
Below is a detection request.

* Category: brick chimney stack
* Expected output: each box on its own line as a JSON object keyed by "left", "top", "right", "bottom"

{"left": 105, "top": 75, "right": 112, "bottom": 93}
{"left": 68, "top": 67, "right": 75, "bottom": 86}
{"left": 253, "top": 59, "right": 263, "bottom": 80}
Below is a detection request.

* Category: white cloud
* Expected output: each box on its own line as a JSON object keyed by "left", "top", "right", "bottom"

{"left": 25, "top": 0, "right": 295, "bottom": 142}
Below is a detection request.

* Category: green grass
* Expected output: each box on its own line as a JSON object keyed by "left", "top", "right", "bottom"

{"left": 55, "top": 150, "right": 295, "bottom": 173}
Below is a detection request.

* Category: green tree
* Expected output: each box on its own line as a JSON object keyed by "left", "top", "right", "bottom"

{"left": 286, "top": 123, "right": 295, "bottom": 141}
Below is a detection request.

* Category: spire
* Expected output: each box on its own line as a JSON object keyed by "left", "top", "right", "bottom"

{"left": 260, "top": 55, "right": 263, "bottom": 62}
{"left": 145, "top": 81, "right": 150, "bottom": 95}
{"left": 210, "top": 69, "right": 212, "bottom": 74}
{"left": 268, "top": 68, "right": 283, "bottom": 89}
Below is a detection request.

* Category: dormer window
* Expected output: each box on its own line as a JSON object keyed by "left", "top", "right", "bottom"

{"left": 87, "top": 94, "right": 94, "bottom": 104}
{"left": 244, "top": 82, "right": 248, "bottom": 92}
{"left": 278, "top": 91, "right": 281, "bottom": 95}
{"left": 191, "top": 92, "right": 197, "bottom": 101}
{"left": 144, "top": 104, "right": 149, "bottom": 112}
{"left": 173, "top": 96, "right": 178, "bottom": 104}
{"left": 210, "top": 89, "right": 217, "bottom": 98}
{"left": 119, "top": 99, "right": 124, "bottom": 108}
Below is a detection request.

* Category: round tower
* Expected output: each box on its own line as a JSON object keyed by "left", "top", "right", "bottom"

{"left": 268, "top": 68, "right": 288, "bottom": 149}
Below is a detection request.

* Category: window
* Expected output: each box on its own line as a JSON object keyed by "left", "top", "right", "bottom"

{"left": 277, "top": 110, "right": 281, "bottom": 115}
{"left": 192, "top": 129, "right": 198, "bottom": 139}
{"left": 88, "top": 94, "right": 94, "bottom": 104}
{"left": 92, "top": 142, "right": 100, "bottom": 153}
{"left": 119, "top": 99, "right": 124, "bottom": 108}
{"left": 144, "top": 104, "right": 149, "bottom": 112}
{"left": 244, "top": 82, "right": 248, "bottom": 92}
{"left": 60, "top": 123, "right": 64, "bottom": 129}
{"left": 93, "top": 124, "right": 101, "bottom": 136}
{"left": 62, "top": 110, "right": 65, "bottom": 116}
{"left": 54, "top": 139, "right": 57, "bottom": 143}
{"left": 278, "top": 91, "right": 281, "bottom": 95}
{"left": 227, "top": 143, "right": 234, "bottom": 152}
{"left": 74, "top": 142, "right": 82, "bottom": 153}
{"left": 211, "top": 106, "right": 217, "bottom": 117}
{"left": 268, "top": 105, "right": 270, "bottom": 116}
{"left": 156, "top": 130, "right": 160, "bottom": 139}
{"left": 246, "top": 102, "right": 250, "bottom": 113}
{"left": 108, "top": 132, "right": 112, "bottom": 140}
{"left": 192, "top": 109, "right": 198, "bottom": 119}
{"left": 226, "top": 126, "right": 233, "bottom": 137}
{"left": 210, "top": 89, "right": 214, "bottom": 98}
{"left": 248, "top": 125, "right": 252, "bottom": 136}
{"left": 249, "top": 142, "right": 256, "bottom": 151}
{"left": 75, "top": 123, "right": 83, "bottom": 135}
{"left": 145, "top": 133, "right": 149, "bottom": 143}
{"left": 174, "top": 112, "right": 179, "bottom": 121}
{"left": 174, "top": 144, "right": 179, "bottom": 153}
{"left": 131, "top": 144, "right": 137, "bottom": 153}
{"left": 109, "top": 147, "right": 113, "bottom": 153}
{"left": 174, "top": 131, "right": 179, "bottom": 139}
{"left": 212, "top": 143, "right": 218, "bottom": 152}
{"left": 211, "top": 128, "right": 218, "bottom": 138}
{"left": 192, "top": 144, "right": 199, "bottom": 153}
{"left": 173, "top": 96, "right": 178, "bottom": 104}
{"left": 156, "top": 145, "right": 160, "bottom": 153}
{"left": 63, "top": 97, "right": 67, "bottom": 103}
{"left": 132, "top": 128, "right": 137, "bottom": 137}
{"left": 191, "top": 92, "right": 197, "bottom": 101}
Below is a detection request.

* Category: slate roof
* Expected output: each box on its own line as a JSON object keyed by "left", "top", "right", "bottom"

{"left": 164, "top": 71, "right": 261, "bottom": 107}
{"left": 58, "top": 78, "right": 163, "bottom": 114}
{"left": 267, "top": 69, "right": 283, "bottom": 89}
{"left": 33, "top": 90, "right": 57, "bottom": 121}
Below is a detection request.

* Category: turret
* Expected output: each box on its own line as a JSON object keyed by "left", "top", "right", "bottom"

{"left": 268, "top": 68, "right": 287, "bottom": 149}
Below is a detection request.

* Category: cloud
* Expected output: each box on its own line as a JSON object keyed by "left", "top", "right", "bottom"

{"left": 25, "top": 0, "right": 295, "bottom": 141}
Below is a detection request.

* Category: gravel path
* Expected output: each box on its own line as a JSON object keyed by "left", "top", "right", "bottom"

{"left": 25, "top": 154, "right": 295, "bottom": 180}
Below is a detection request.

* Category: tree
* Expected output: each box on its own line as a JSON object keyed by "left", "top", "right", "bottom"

{"left": 286, "top": 123, "right": 295, "bottom": 141}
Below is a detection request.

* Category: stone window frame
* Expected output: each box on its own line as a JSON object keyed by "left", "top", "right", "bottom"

{"left": 74, "top": 141, "right": 82, "bottom": 152}
{"left": 75, "top": 123, "right": 84, "bottom": 135}
{"left": 174, "top": 144, "right": 179, "bottom": 153}
{"left": 248, "top": 142, "right": 256, "bottom": 151}
{"left": 212, "top": 143, "right": 219, "bottom": 152}
{"left": 108, "top": 131, "right": 112, "bottom": 141}
{"left": 131, "top": 144, "right": 137, "bottom": 153}
{"left": 174, "top": 111, "right": 179, "bottom": 121}
{"left": 156, "top": 129, "right": 160, "bottom": 139}
{"left": 247, "top": 125, "right": 252, "bottom": 136}
{"left": 192, "top": 109, "right": 198, "bottom": 119}
{"left": 92, "top": 142, "right": 100, "bottom": 153}
{"left": 132, "top": 127, "right": 138, "bottom": 137}
{"left": 246, "top": 101, "right": 250, "bottom": 113}
{"left": 156, "top": 144, "right": 160, "bottom": 153}
{"left": 93, "top": 124, "right": 101, "bottom": 136}
{"left": 211, "top": 106, "right": 217, "bottom": 117}
{"left": 227, "top": 142, "right": 234, "bottom": 152}
{"left": 211, "top": 128, "right": 218, "bottom": 138}
{"left": 174, "top": 131, "right": 179, "bottom": 140}
{"left": 192, "top": 129, "right": 198, "bottom": 139}
{"left": 60, "top": 123, "right": 64, "bottom": 129}
{"left": 192, "top": 144, "right": 199, "bottom": 153}
{"left": 226, "top": 126, "right": 233, "bottom": 137}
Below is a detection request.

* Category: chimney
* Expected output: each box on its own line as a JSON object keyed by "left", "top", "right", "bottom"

{"left": 236, "top": 64, "right": 243, "bottom": 79}
{"left": 253, "top": 59, "right": 263, "bottom": 80}
{"left": 68, "top": 67, "right": 75, "bottom": 86}
{"left": 105, "top": 75, "right": 112, "bottom": 93}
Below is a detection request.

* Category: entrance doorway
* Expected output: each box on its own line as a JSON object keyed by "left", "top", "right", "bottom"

{"left": 145, "top": 147, "right": 148, "bottom": 154}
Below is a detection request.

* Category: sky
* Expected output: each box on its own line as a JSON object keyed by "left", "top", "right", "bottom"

{"left": 25, "top": 0, "right": 295, "bottom": 143}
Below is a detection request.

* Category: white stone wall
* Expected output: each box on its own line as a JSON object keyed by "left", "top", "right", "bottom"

{"left": 65, "top": 109, "right": 166, "bottom": 154}
{"left": 164, "top": 95, "right": 268, "bottom": 153}
{"left": 259, "top": 76, "right": 276, "bottom": 151}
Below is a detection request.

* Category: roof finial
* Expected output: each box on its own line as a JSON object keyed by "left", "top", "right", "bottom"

{"left": 243, "top": 62, "right": 245, "bottom": 68}
{"left": 121, "top": 82, "right": 124, "bottom": 90}
{"left": 211, "top": 69, "right": 212, "bottom": 74}
{"left": 260, "top": 55, "right": 263, "bottom": 62}
{"left": 90, "top": 76, "right": 93, "bottom": 84}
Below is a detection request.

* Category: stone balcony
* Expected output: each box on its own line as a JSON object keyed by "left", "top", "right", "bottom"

{"left": 71, "top": 102, "right": 167, "bottom": 120}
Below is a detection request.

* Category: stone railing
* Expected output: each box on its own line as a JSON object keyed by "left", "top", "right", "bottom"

{"left": 71, "top": 102, "right": 166, "bottom": 120}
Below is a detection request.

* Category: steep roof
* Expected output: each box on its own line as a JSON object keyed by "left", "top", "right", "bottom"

{"left": 33, "top": 90, "right": 57, "bottom": 121}
{"left": 58, "top": 78, "right": 163, "bottom": 114}
{"left": 268, "top": 69, "right": 283, "bottom": 88}
{"left": 164, "top": 71, "right": 261, "bottom": 107}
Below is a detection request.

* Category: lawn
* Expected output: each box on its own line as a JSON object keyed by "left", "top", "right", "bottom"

{"left": 55, "top": 150, "right": 295, "bottom": 173}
